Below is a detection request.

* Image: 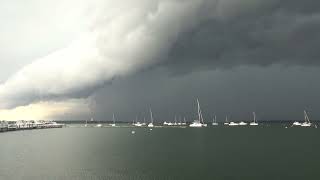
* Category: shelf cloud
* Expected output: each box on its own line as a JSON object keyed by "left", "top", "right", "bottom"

{"left": 0, "top": 0, "right": 319, "bottom": 109}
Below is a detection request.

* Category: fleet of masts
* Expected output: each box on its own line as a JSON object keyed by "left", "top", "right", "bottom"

{"left": 84, "top": 99, "right": 316, "bottom": 128}
{"left": 1, "top": 99, "right": 315, "bottom": 133}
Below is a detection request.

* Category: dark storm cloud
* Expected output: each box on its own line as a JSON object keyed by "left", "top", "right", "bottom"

{"left": 85, "top": 65, "right": 320, "bottom": 122}
{"left": 84, "top": 0, "right": 320, "bottom": 122}
{"left": 1, "top": 0, "right": 320, "bottom": 119}
{"left": 163, "top": 0, "right": 320, "bottom": 74}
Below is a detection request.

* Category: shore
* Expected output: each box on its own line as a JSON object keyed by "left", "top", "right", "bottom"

{"left": 0, "top": 120, "right": 64, "bottom": 133}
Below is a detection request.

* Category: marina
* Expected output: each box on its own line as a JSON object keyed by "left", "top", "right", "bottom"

{"left": 0, "top": 120, "right": 64, "bottom": 133}
{"left": 0, "top": 99, "right": 317, "bottom": 132}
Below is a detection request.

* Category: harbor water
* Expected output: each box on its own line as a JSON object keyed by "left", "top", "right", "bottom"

{"left": 0, "top": 124, "right": 320, "bottom": 180}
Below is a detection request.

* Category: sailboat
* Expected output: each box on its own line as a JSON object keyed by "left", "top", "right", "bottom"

{"left": 133, "top": 120, "right": 143, "bottom": 127}
{"left": 95, "top": 117, "right": 102, "bottom": 127}
{"left": 228, "top": 120, "right": 239, "bottom": 126}
{"left": 84, "top": 119, "right": 88, "bottom": 127}
{"left": 292, "top": 121, "right": 302, "bottom": 126}
{"left": 133, "top": 116, "right": 143, "bottom": 127}
{"left": 163, "top": 121, "right": 168, "bottom": 126}
{"left": 134, "top": 122, "right": 143, "bottom": 127}
{"left": 109, "top": 114, "right": 116, "bottom": 127}
{"left": 212, "top": 115, "right": 218, "bottom": 126}
{"left": 301, "top": 110, "right": 312, "bottom": 127}
{"left": 182, "top": 117, "right": 187, "bottom": 126}
{"left": 141, "top": 117, "right": 147, "bottom": 126}
{"left": 189, "top": 99, "right": 207, "bottom": 127}
{"left": 148, "top": 109, "right": 154, "bottom": 127}
{"left": 239, "top": 120, "right": 247, "bottom": 126}
{"left": 90, "top": 117, "right": 101, "bottom": 127}
{"left": 224, "top": 116, "right": 229, "bottom": 125}
{"left": 178, "top": 117, "right": 182, "bottom": 126}
{"left": 292, "top": 112, "right": 303, "bottom": 126}
{"left": 174, "top": 116, "right": 178, "bottom": 126}
{"left": 249, "top": 112, "right": 258, "bottom": 126}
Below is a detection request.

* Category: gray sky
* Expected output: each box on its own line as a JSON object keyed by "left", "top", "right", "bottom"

{"left": 0, "top": 0, "right": 320, "bottom": 121}
{"left": 81, "top": 65, "right": 320, "bottom": 122}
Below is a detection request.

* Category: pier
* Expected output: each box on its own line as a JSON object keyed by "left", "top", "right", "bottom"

{"left": 0, "top": 120, "right": 64, "bottom": 133}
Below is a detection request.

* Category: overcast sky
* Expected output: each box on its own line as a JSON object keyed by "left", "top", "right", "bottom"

{"left": 0, "top": 0, "right": 320, "bottom": 121}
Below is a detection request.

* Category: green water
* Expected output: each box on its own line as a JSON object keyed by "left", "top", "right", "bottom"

{"left": 0, "top": 125, "right": 320, "bottom": 180}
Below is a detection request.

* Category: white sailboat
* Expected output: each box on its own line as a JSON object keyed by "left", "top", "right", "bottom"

{"left": 84, "top": 119, "right": 88, "bottom": 127}
{"left": 178, "top": 117, "right": 182, "bottom": 126}
{"left": 292, "top": 121, "right": 302, "bottom": 126}
{"left": 190, "top": 99, "right": 207, "bottom": 127}
{"left": 239, "top": 121, "right": 247, "bottom": 126}
{"left": 133, "top": 116, "right": 143, "bottom": 127}
{"left": 91, "top": 117, "right": 101, "bottom": 127}
{"left": 182, "top": 117, "right": 187, "bottom": 126}
{"left": 212, "top": 115, "right": 218, "bottom": 126}
{"left": 142, "top": 117, "right": 147, "bottom": 126}
{"left": 292, "top": 112, "right": 303, "bottom": 126}
{"left": 174, "top": 116, "right": 178, "bottom": 126}
{"left": 148, "top": 109, "right": 154, "bottom": 127}
{"left": 134, "top": 122, "right": 143, "bottom": 127}
{"left": 228, "top": 115, "right": 239, "bottom": 126}
{"left": 249, "top": 112, "right": 259, "bottom": 126}
{"left": 96, "top": 122, "right": 102, "bottom": 128}
{"left": 301, "top": 110, "right": 312, "bottom": 127}
{"left": 224, "top": 116, "right": 229, "bottom": 125}
{"left": 228, "top": 121, "right": 239, "bottom": 126}
{"left": 109, "top": 114, "right": 116, "bottom": 127}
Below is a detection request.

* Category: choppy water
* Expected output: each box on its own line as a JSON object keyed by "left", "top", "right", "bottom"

{"left": 1, "top": 124, "right": 320, "bottom": 180}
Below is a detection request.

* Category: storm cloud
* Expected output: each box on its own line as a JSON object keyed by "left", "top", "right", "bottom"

{"left": 0, "top": 0, "right": 320, "bottom": 112}
{"left": 164, "top": 0, "right": 320, "bottom": 74}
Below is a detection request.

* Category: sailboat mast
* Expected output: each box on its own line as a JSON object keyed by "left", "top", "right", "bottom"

{"left": 150, "top": 108, "right": 153, "bottom": 123}
{"left": 197, "top": 98, "right": 202, "bottom": 123}
{"left": 113, "top": 114, "right": 115, "bottom": 124}
{"left": 253, "top": 112, "right": 256, "bottom": 123}
{"left": 304, "top": 110, "right": 310, "bottom": 123}
{"left": 197, "top": 98, "right": 204, "bottom": 123}
{"left": 200, "top": 109, "right": 204, "bottom": 123}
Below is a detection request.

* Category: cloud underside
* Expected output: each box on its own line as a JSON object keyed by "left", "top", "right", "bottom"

{"left": 0, "top": 0, "right": 320, "bottom": 110}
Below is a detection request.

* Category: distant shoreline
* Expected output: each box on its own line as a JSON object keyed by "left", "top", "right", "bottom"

{"left": 57, "top": 120, "right": 319, "bottom": 124}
